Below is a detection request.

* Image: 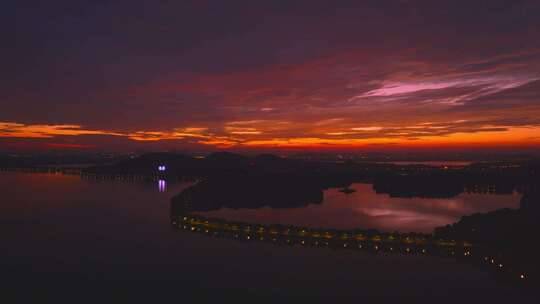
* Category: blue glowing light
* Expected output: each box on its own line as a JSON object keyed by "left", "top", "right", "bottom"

{"left": 158, "top": 179, "right": 166, "bottom": 192}
{"left": 158, "top": 165, "right": 166, "bottom": 171}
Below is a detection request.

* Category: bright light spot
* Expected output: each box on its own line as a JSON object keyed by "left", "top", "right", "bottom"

{"left": 158, "top": 179, "right": 166, "bottom": 192}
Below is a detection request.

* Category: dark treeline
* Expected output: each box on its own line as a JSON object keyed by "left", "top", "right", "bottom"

{"left": 433, "top": 186, "right": 540, "bottom": 280}
{"left": 434, "top": 186, "right": 540, "bottom": 245}
{"left": 84, "top": 152, "right": 539, "bottom": 198}
{"left": 175, "top": 175, "right": 324, "bottom": 212}
{"left": 3, "top": 151, "right": 538, "bottom": 200}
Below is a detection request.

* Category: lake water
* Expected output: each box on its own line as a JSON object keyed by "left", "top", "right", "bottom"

{"left": 194, "top": 183, "right": 522, "bottom": 233}
{"left": 0, "top": 172, "right": 532, "bottom": 301}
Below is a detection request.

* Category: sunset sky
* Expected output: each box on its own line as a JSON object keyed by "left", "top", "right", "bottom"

{"left": 2, "top": 1, "right": 540, "bottom": 152}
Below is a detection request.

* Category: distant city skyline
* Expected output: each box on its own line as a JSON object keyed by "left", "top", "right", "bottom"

{"left": 2, "top": 1, "right": 540, "bottom": 153}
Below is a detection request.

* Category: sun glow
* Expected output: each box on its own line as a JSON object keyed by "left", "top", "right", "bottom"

{"left": 2, "top": 120, "right": 540, "bottom": 150}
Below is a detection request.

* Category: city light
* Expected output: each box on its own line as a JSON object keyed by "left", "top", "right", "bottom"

{"left": 158, "top": 179, "right": 166, "bottom": 192}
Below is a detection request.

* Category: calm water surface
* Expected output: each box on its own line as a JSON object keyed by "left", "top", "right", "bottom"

{"left": 196, "top": 183, "right": 522, "bottom": 233}
{"left": 0, "top": 172, "right": 532, "bottom": 301}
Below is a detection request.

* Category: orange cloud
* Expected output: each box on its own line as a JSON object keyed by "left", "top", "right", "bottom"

{"left": 0, "top": 122, "right": 122, "bottom": 138}
{"left": 2, "top": 120, "right": 540, "bottom": 151}
{"left": 127, "top": 127, "right": 210, "bottom": 141}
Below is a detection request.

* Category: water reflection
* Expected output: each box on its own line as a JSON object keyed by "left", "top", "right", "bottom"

{"left": 158, "top": 179, "right": 166, "bottom": 192}
{"left": 1, "top": 171, "right": 534, "bottom": 297}
{"left": 193, "top": 183, "right": 521, "bottom": 233}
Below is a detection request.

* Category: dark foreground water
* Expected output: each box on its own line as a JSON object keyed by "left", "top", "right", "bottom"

{"left": 0, "top": 172, "right": 535, "bottom": 302}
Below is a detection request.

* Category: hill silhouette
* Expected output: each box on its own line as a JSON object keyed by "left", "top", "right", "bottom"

{"left": 83, "top": 152, "right": 539, "bottom": 200}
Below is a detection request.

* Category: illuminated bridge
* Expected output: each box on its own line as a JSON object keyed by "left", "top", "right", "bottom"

{"left": 170, "top": 211, "right": 529, "bottom": 285}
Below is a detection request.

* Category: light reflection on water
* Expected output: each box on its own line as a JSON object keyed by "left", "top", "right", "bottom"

{"left": 194, "top": 183, "right": 522, "bottom": 233}
{"left": 0, "top": 171, "right": 532, "bottom": 299}
{"left": 158, "top": 179, "right": 167, "bottom": 192}
{"left": 0, "top": 172, "right": 190, "bottom": 223}
{"left": 0, "top": 172, "right": 522, "bottom": 233}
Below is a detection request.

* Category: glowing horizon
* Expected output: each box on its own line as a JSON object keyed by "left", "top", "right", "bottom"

{"left": 1, "top": 120, "right": 539, "bottom": 151}
{"left": 2, "top": 2, "right": 540, "bottom": 153}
